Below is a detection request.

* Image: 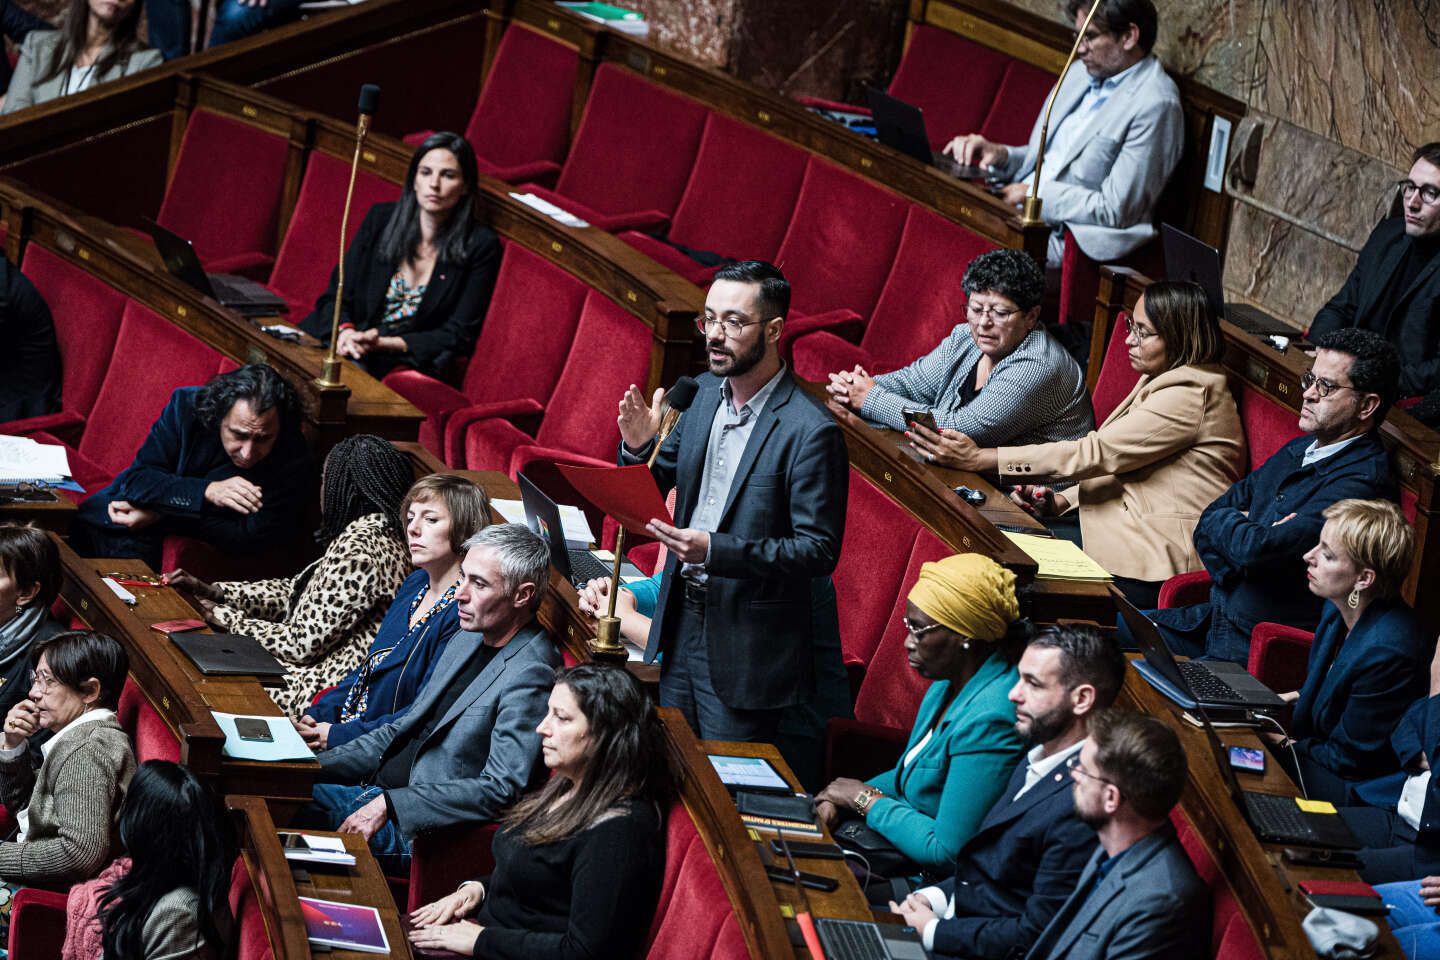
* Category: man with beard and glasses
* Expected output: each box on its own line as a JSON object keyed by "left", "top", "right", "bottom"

{"left": 1024, "top": 710, "right": 1206, "bottom": 960}
{"left": 890, "top": 625, "right": 1127, "bottom": 960}
{"left": 615, "top": 260, "right": 847, "bottom": 743}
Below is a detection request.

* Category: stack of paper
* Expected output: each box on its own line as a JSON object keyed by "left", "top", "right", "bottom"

{"left": 210, "top": 711, "right": 316, "bottom": 762}
{"left": 507, "top": 191, "right": 590, "bottom": 228}
{"left": 490, "top": 498, "right": 595, "bottom": 545}
{"left": 1003, "top": 532, "right": 1114, "bottom": 581}
{"left": 0, "top": 436, "right": 71, "bottom": 484}
{"left": 279, "top": 832, "right": 356, "bottom": 866}
{"left": 556, "top": 1, "right": 651, "bottom": 36}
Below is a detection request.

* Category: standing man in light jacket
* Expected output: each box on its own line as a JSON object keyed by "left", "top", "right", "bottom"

{"left": 616, "top": 260, "right": 848, "bottom": 743}
{"left": 303, "top": 524, "right": 560, "bottom": 870}
{"left": 1025, "top": 709, "right": 1207, "bottom": 960}
{"left": 944, "top": 0, "right": 1182, "bottom": 266}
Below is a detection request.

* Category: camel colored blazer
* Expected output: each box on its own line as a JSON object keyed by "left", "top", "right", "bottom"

{"left": 997, "top": 364, "right": 1243, "bottom": 582}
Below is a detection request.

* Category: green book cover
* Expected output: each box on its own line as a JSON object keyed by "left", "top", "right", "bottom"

{"left": 557, "top": 2, "right": 644, "bottom": 22}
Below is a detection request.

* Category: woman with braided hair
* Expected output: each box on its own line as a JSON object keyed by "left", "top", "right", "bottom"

{"left": 162, "top": 435, "right": 413, "bottom": 714}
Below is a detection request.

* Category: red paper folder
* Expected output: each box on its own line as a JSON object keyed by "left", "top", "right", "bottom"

{"left": 556, "top": 463, "right": 673, "bottom": 537}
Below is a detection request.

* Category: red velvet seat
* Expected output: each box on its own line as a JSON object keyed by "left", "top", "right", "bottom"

{"left": 2, "top": 245, "right": 129, "bottom": 441}
{"left": 384, "top": 244, "right": 589, "bottom": 463}
{"left": 117, "top": 679, "right": 182, "bottom": 763}
{"left": 773, "top": 158, "right": 909, "bottom": 350}
{"left": 6, "top": 887, "right": 67, "bottom": 959}
{"left": 643, "top": 800, "right": 751, "bottom": 960}
{"left": 1247, "top": 623, "right": 1313, "bottom": 694}
{"left": 519, "top": 64, "right": 709, "bottom": 232}
{"left": 460, "top": 291, "right": 651, "bottom": 477}
{"left": 405, "top": 23, "right": 578, "bottom": 185}
{"left": 1172, "top": 808, "right": 1258, "bottom": 959}
{"left": 266, "top": 151, "right": 401, "bottom": 317}
{"left": 1234, "top": 382, "right": 1301, "bottom": 475}
{"left": 1058, "top": 229, "right": 1165, "bottom": 329}
{"left": 1090, "top": 309, "right": 1141, "bottom": 423}
{"left": 618, "top": 112, "right": 809, "bottom": 285}
{"left": 977, "top": 58, "right": 1057, "bottom": 146}
{"left": 833, "top": 473, "right": 922, "bottom": 685}
{"left": 157, "top": 109, "right": 291, "bottom": 277}
{"left": 230, "top": 854, "right": 276, "bottom": 960}
{"left": 791, "top": 206, "right": 995, "bottom": 381}
{"left": 825, "top": 530, "right": 953, "bottom": 782}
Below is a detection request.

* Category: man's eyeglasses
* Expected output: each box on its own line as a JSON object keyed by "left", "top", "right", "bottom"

{"left": 1071, "top": 762, "right": 1111, "bottom": 786}
{"left": 1300, "top": 370, "right": 1359, "bottom": 399}
{"left": 966, "top": 303, "right": 1021, "bottom": 323}
{"left": 696, "top": 315, "right": 765, "bottom": 337}
{"left": 1124, "top": 317, "right": 1158, "bottom": 342}
{"left": 1399, "top": 180, "right": 1440, "bottom": 207}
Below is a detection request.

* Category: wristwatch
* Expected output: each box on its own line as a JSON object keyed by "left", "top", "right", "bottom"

{"left": 853, "top": 786, "right": 883, "bottom": 817}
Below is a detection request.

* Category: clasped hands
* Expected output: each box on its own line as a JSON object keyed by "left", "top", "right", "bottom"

{"left": 825, "top": 366, "right": 876, "bottom": 412}
{"left": 335, "top": 327, "right": 406, "bottom": 360}
{"left": 408, "top": 882, "right": 485, "bottom": 953}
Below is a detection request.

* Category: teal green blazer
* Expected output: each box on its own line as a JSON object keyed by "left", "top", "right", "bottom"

{"left": 864, "top": 654, "right": 1025, "bottom": 869}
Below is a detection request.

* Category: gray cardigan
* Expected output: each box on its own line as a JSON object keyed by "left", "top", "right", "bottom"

{"left": 861, "top": 324, "right": 1095, "bottom": 446}
{"left": 131, "top": 887, "right": 221, "bottom": 960}
{"left": 0, "top": 714, "right": 136, "bottom": 883}
{"left": 2, "top": 29, "right": 162, "bottom": 115}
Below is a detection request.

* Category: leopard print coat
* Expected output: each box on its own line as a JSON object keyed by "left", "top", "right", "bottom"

{"left": 209, "top": 513, "right": 411, "bottom": 715}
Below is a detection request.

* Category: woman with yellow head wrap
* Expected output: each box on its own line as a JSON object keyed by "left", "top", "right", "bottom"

{"left": 817, "top": 553, "right": 1028, "bottom": 875}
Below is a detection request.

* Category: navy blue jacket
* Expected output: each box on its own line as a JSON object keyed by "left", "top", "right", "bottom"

{"left": 1291, "top": 600, "right": 1429, "bottom": 782}
{"left": 308, "top": 568, "right": 461, "bottom": 748}
{"left": 76, "top": 386, "right": 312, "bottom": 554}
{"left": 1356, "top": 690, "right": 1440, "bottom": 846}
{"left": 929, "top": 750, "right": 1097, "bottom": 960}
{"left": 1183, "top": 432, "right": 1395, "bottom": 662}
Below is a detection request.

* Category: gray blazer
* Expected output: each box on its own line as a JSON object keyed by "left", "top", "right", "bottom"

{"left": 318, "top": 621, "right": 560, "bottom": 838}
{"left": 860, "top": 324, "right": 1094, "bottom": 444}
{"left": 2, "top": 29, "right": 162, "bottom": 115}
{"left": 1024, "top": 825, "right": 1208, "bottom": 960}
{"left": 135, "top": 886, "right": 220, "bottom": 960}
{"left": 1001, "top": 55, "right": 1183, "bottom": 262}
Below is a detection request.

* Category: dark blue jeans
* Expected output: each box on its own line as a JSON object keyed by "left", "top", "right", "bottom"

{"left": 298, "top": 783, "right": 412, "bottom": 875}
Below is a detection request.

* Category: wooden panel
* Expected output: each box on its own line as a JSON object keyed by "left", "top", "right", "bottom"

{"left": 922, "top": 0, "right": 1069, "bottom": 74}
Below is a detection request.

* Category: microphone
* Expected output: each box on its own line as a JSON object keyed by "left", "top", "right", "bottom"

{"left": 646, "top": 376, "right": 699, "bottom": 467}
{"left": 317, "top": 83, "right": 382, "bottom": 388}
{"left": 593, "top": 376, "right": 700, "bottom": 659}
{"left": 1019, "top": 0, "right": 1103, "bottom": 228}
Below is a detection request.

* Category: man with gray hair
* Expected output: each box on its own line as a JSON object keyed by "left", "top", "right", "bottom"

{"left": 302, "top": 522, "right": 561, "bottom": 867}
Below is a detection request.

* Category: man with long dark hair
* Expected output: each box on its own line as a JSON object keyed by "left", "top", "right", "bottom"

{"left": 69, "top": 363, "right": 313, "bottom": 567}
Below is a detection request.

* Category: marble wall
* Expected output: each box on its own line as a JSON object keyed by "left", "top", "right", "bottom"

{"left": 635, "top": 0, "right": 1440, "bottom": 330}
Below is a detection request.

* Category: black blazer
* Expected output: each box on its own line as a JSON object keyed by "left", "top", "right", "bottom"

{"left": 0, "top": 255, "right": 60, "bottom": 423}
{"left": 1311, "top": 216, "right": 1440, "bottom": 395}
{"left": 929, "top": 752, "right": 1097, "bottom": 960}
{"left": 1291, "top": 599, "right": 1430, "bottom": 782}
{"left": 626, "top": 370, "right": 848, "bottom": 711}
{"left": 299, "top": 202, "right": 501, "bottom": 378}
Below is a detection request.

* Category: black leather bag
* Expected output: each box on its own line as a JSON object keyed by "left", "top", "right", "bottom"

{"left": 832, "top": 819, "right": 918, "bottom": 878}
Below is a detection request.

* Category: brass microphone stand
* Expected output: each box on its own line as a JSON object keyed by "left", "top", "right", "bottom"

{"left": 1020, "top": 0, "right": 1105, "bottom": 228}
{"left": 317, "top": 110, "right": 375, "bottom": 388}
{"left": 591, "top": 406, "right": 681, "bottom": 659}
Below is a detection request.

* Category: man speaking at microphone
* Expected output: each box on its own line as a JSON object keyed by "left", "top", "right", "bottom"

{"left": 616, "top": 260, "right": 848, "bottom": 742}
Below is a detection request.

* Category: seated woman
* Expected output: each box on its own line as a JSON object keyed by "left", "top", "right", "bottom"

{"left": 95, "top": 760, "right": 233, "bottom": 960}
{"left": 296, "top": 474, "right": 491, "bottom": 751}
{"left": 0, "top": 630, "right": 135, "bottom": 927}
{"left": 0, "top": 523, "right": 65, "bottom": 718}
{"left": 1273, "top": 499, "right": 1430, "bottom": 804}
{"left": 909, "top": 280, "right": 1244, "bottom": 609}
{"left": 299, "top": 132, "right": 502, "bottom": 380}
{"left": 162, "top": 435, "right": 413, "bottom": 714}
{"left": 1, "top": 0, "right": 161, "bottom": 115}
{"left": 576, "top": 571, "right": 851, "bottom": 791}
{"left": 814, "top": 553, "right": 1028, "bottom": 875}
{"left": 407, "top": 663, "right": 674, "bottom": 959}
{"left": 827, "top": 247, "right": 1094, "bottom": 445}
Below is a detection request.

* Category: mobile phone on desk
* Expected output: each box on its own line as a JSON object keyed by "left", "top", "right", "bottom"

{"left": 1227, "top": 746, "right": 1265, "bottom": 773}
{"left": 234, "top": 718, "right": 275, "bottom": 743}
{"left": 1282, "top": 847, "right": 1362, "bottom": 869}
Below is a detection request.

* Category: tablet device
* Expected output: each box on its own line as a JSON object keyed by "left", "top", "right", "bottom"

{"left": 708, "top": 754, "right": 791, "bottom": 794}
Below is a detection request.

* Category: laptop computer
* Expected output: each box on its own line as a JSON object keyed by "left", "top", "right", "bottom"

{"left": 865, "top": 88, "right": 987, "bottom": 181}
{"left": 516, "top": 471, "right": 644, "bottom": 588}
{"left": 170, "top": 631, "right": 288, "bottom": 679}
{"left": 1189, "top": 700, "right": 1363, "bottom": 850}
{"left": 144, "top": 219, "right": 290, "bottom": 316}
{"left": 1114, "top": 587, "right": 1286, "bottom": 715}
{"left": 1160, "top": 224, "right": 1306, "bottom": 342}
{"left": 814, "top": 917, "right": 929, "bottom": 960}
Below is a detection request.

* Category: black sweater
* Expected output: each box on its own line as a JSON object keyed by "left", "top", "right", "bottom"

{"left": 471, "top": 800, "right": 665, "bottom": 960}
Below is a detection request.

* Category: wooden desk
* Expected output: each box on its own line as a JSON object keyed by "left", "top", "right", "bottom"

{"left": 54, "top": 537, "right": 318, "bottom": 810}
{"left": 0, "top": 487, "right": 77, "bottom": 533}
{"left": 1119, "top": 661, "right": 1402, "bottom": 958}
{"left": 228, "top": 794, "right": 413, "bottom": 960}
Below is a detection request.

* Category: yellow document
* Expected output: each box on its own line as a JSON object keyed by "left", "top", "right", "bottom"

{"left": 1003, "top": 532, "right": 1114, "bottom": 581}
